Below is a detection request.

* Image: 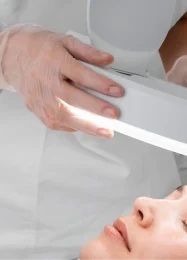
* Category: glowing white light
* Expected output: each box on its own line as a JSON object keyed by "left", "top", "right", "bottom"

{"left": 57, "top": 97, "right": 187, "bottom": 155}
{"left": 67, "top": 102, "right": 187, "bottom": 155}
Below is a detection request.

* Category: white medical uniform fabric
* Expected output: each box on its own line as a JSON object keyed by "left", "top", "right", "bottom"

{"left": 148, "top": 0, "right": 187, "bottom": 79}
{"left": 0, "top": 0, "right": 186, "bottom": 259}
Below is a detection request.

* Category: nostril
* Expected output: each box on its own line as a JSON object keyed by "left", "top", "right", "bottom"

{"left": 138, "top": 210, "right": 144, "bottom": 221}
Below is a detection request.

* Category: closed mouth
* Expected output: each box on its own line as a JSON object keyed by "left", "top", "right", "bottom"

{"left": 113, "top": 220, "right": 131, "bottom": 252}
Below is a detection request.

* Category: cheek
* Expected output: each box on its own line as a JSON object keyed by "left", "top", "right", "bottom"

{"left": 137, "top": 225, "right": 184, "bottom": 259}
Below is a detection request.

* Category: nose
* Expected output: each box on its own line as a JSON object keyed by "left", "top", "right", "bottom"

{"left": 133, "top": 197, "right": 154, "bottom": 228}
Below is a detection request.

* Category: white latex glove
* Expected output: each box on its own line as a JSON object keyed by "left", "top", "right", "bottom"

{"left": 165, "top": 55, "right": 187, "bottom": 87}
{"left": 0, "top": 24, "right": 124, "bottom": 138}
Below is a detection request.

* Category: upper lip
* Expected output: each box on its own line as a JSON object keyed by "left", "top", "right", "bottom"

{"left": 113, "top": 219, "right": 131, "bottom": 251}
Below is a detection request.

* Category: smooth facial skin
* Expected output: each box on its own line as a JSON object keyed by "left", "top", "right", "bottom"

{"left": 80, "top": 185, "right": 187, "bottom": 260}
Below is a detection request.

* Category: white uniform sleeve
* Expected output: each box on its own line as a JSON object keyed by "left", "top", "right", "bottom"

{"left": 172, "top": 1, "right": 187, "bottom": 184}
{"left": 172, "top": 0, "right": 187, "bottom": 26}
{"left": 148, "top": 0, "right": 187, "bottom": 80}
{"left": 0, "top": 0, "right": 27, "bottom": 30}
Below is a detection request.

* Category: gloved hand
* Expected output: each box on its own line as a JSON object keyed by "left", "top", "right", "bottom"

{"left": 0, "top": 24, "right": 124, "bottom": 138}
{"left": 165, "top": 55, "right": 187, "bottom": 87}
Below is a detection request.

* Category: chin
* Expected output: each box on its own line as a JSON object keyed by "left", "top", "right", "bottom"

{"left": 80, "top": 240, "right": 98, "bottom": 260}
{"left": 79, "top": 238, "right": 107, "bottom": 260}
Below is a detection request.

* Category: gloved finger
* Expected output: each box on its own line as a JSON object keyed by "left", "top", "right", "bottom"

{"left": 62, "top": 54, "right": 124, "bottom": 97}
{"left": 62, "top": 35, "right": 114, "bottom": 67}
{"left": 65, "top": 113, "right": 114, "bottom": 138}
{"left": 37, "top": 112, "right": 77, "bottom": 132}
{"left": 45, "top": 121, "right": 77, "bottom": 132}
{"left": 24, "top": 95, "right": 76, "bottom": 132}
{"left": 25, "top": 102, "right": 33, "bottom": 112}
{"left": 55, "top": 98, "right": 114, "bottom": 138}
{"left": 32, "top": 94, "right": 113, "bottom": 137}
{"left": 59, "top": 126, "right": 76, "bottom": 132}
{"left": 48, "top": 123, "right": 77, "bottom": 132}
{"left": 166, "top": 56, "right": 187, "bottom": 87}
{"left": 55, "top": 80, "right": 119, "bottom": 119}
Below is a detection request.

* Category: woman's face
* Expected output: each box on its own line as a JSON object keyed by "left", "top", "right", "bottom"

{"left": 80, "top": 185, "right": 187, "bottom": 260}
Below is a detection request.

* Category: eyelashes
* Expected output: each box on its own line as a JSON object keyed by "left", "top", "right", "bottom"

{"left": 182, "top": 221, "right": 187, "bottom": 232}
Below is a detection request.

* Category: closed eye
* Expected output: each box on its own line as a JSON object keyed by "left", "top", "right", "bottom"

{"left": 165, "top": 185, "right": 186, "bottom": 200}
{"left": 182, "top": 221, "right": 187, "bottom": 232}
{"left": 177, "top": 186, "right": 184, "bottom": 192}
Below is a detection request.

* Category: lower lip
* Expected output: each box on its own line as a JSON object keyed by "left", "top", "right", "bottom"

{"left": 104, "top": 225, "right": 124, "bottom": 242}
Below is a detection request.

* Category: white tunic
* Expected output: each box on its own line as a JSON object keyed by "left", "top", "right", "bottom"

{"left": 0, "top": 1, "right": 186, "bottom": 259}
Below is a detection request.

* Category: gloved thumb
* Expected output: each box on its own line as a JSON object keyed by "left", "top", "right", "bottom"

{"left": 165, "top": 55, "right": 187, "bottom": 87}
